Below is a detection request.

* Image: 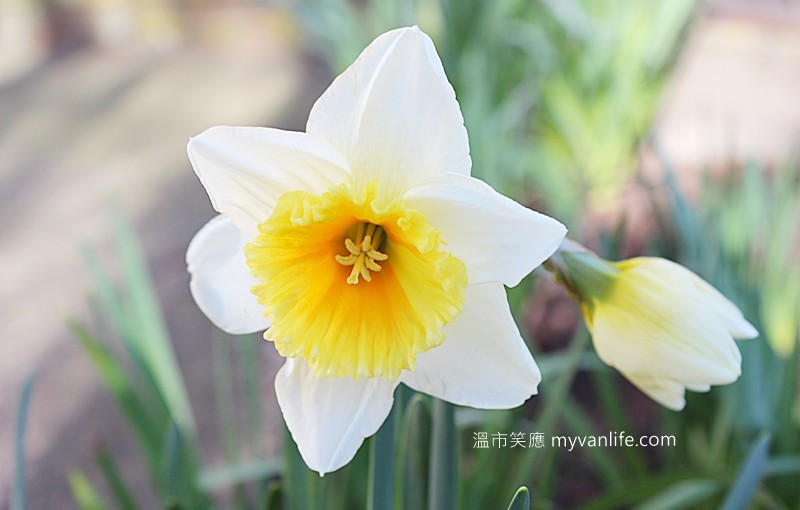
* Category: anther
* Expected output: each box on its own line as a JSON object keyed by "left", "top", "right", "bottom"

{"left": 335, "top": 223, "right": 388, "bottom": 284}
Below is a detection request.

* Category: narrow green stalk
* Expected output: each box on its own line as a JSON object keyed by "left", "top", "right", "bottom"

{"left": 282, "top": 425, "right": 309, "bottom": 510}
{"left": 13, "top": 375, "right": 35, "bottom": 510}
{"left": 428, "top": 399, "right": 456, "bottom": 510}
{"left": 368, "top": 406, "right": 396, "bottom": 510}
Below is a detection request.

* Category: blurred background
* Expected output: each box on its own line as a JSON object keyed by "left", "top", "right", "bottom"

{"left": 2, "top": 0, "right": 800, "bottom": 508}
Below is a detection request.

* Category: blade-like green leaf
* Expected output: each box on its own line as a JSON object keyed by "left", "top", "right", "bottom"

{"left": 368, "top": 404, "right": 397, "bottom": 510}
{"left": 282, "top": 424, "right": 310, "bottom": 510}
{"left": 720, "top": 433, "right": 772, "bottom": 510}
{"left": 113, "top": 213, "right": 196, "bottom": 437}
{"left": 511, "top": 330, "right": 590, "bottom": 492}
{"left": 399, "top": 394, "right": 431, "bottom": 510}
{"left": 95, "top": 447, "right": 138, "bottom": 510}
{"left": 12, "top": 374, "right": 35, "bottom": 510}
{"left": 505, "top": 486, "right": 530, "bottom": 510}
{"left": 198, "top": 459, "right": 282, "bottom": 491}
{"left": 161, "top": 421, "right": 186, "bottom": 503}
{"left": 633, "top": 480, "right": 720, "bottom": 510}
{"left": 764, "top": 455, "right": 800, "bottom": 477}
{"left": 428, "top": 399, "right": 456, "bottom": 510}
{"left": 561, "top": 400, "right": 624, "bottom": 489}
{"left": 259, "top": 480, "right": 283, "bottom": 510}
{"left": 241, "top": 334, "right": 264, "bottom": 452}
{"left": 70, "top": 321, "right": 161, "bottom": 472}
{"left": 578, "top": 472, "right": 716, "bottom": 510}
{"left": 68, "top": 471, "right": 108, "bottom": 510}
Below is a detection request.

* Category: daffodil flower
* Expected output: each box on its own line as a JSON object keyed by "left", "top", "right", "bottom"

{"left": 558, "top": 249, "right": 758, "bottom": 410}
{"left": 186, "top": 26, "right": 566, "bottom": 474}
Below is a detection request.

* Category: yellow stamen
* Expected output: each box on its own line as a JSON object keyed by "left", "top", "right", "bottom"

{"left": 335, "top": 223, "right": 388, "bottom": 284}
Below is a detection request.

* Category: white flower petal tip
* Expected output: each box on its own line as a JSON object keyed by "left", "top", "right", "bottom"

{"left": 275, "top": 359, "right": 397, "bottom": 475}
{"left": 401, "top": 283, "right": 541, "bottom": 409}
{"left": 405, "top": 174, "right": 567, "bottom": 287}
{"left": 563, "top": 255, "right": 756, "bottom": 410}
{"left": 307, "top": 26, "right": 471, "bottom": 195}
{"left": 186, "top": 215, "right": 269, "bottom": 335}
{"left": 628, "top": 377, "right": 687, "bottom": 411}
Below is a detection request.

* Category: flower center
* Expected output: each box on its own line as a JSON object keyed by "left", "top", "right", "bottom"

{"left": 335, "top": 223, "right": 388, "bottom": 284}
{"left": 244, "top": 182, "right": 467, "bottom": 380}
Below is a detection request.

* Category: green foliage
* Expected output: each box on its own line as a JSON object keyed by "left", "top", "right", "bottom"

{"left": 697, "top": 162, "right": 800, "bottom": 358}
{"left": 533, "top": 0, "right": 694, "bottom": 221}
{"left": 70, "top": 217, "right": 278, "bottom": 509}
{"left": 643, "top": 155, "right": 800, "bottom": 509}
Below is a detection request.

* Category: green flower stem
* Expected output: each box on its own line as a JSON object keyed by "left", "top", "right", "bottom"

{"left": 428, "top": 398, "right": 456, "bottom": 510}
{"left": 368, "top": 405, "right": 397, "bottom": 510}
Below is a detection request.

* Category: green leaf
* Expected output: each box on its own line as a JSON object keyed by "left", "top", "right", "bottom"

{"left": 720, "top": 433, "right": 772, "bottom": 510}
{"left": 259, "top": 480, "right": 283, "bottom": 510}
{"left": 198, "top": 459, "right": 282, "bottom": 491}
{"left": 428, "top": 399, "right": 456, "bottom": 510}
{"left": 70, "top": 321, "right": 162, "bottom": 473}
{"left": 368, "top": 404, "right": 397, "bottom": 510}
{"left": 399, "top": 393, "right": 430, "bottom": 510}
{"left": 561, "top": 400, "right": 625, "bottom": 489}
{"left": 12, "top": 374, "right": 35, "bottom": 510}
{"left": 68, "top": 471, "right": 108, "bottom": 510}
{"left": 511, "top": 329, "right": 590, "bottom": 492}
{"left": 633, "top": 480, "right": 720, "bottom": 510}
{"left": 95, "top": 447, "right": 138, "bottom": 510}
{"left": 505, "top": 487, "right": 530, "bottom": 510}
{"left": 241, "top": 334, "right": 264, "bottom": 451}
{"left": 212, "top": 331, "right": 240, "bottom": 462}
{"left": 282, "top": 424, "right": 311, "bottom": 510}
{"left": 764, "top": 455, "right": 800, "bottom": 477}
{"left": 112, "top": 213, "right": 196, "bottom": 438}
{"left": 577, "top": 472, "right": 716, "bottom": 510}
{"left": 161, "top": 421, "right": 186, "bottom": 503}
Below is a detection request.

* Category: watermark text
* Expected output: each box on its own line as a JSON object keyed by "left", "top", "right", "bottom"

{"left": 472, "top": 431, "right": 675, "bottom": 451}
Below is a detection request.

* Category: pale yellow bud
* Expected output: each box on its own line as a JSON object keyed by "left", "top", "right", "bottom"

{"left": 558, "top": 252, "right": 758, "bottom": 410}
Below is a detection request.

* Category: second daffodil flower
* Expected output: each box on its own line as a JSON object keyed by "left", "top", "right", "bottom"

{"left": 556, "top": 247, "right": 758, "bottom": 411}
{"left": 185, "top": 27, "right": 566, "bottom": 474}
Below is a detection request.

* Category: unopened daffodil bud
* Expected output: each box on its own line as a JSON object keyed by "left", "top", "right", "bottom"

{"left": 547, "top": 242, "right": 758, "bottom": 411}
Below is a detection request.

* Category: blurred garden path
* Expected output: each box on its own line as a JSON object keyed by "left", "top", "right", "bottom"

{"left": 0, "top": 10, "right": 328, "bottom": 507}
{"left": 656, "top": 0, "right": 800, "bottom": 170}
{"left": 1, "top": 1, "right": 800, "bottom": 508}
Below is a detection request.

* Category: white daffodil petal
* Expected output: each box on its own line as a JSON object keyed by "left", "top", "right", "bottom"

{"left": 401, "top": 283, "right": 540, "bottom": 409}
{"left": 186, "top": 215, "right": 269, "bottom": 335}
{"left": 687, "top": 269, "right": 759, "bottom": 339}
{"left": 626, "top": 376, "right": 687, "bottom": 411}
{"left": 188, "top": 126, "right": 351, "bottom": 236}
{"left": 404, "top": 173, "right": 567, "bottom": 287}
{"left": 307, "top": 26, "right": 470, "bottom": 197}
{"left": 275, "top": 358, "right": 398, "bottom": 475}
{"left": 592, "top": 305, "right": 741, "bottom": 387}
